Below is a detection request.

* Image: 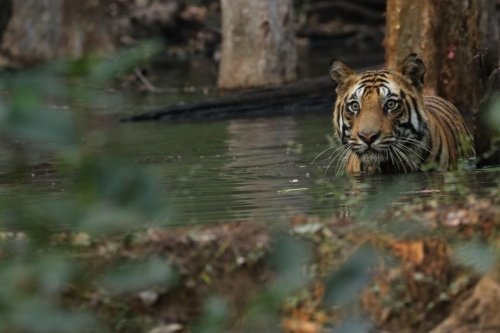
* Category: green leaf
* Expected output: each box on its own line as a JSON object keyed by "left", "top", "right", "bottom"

{"left": 89, "top": 40, "right": 164, "bottom": 84}
{"left": 80, "top": 206, "right": 144, "bottom": 235}
{"left": 486, "top": 96, "right": 500, "bottom": 127}
{"left": 11, "top": 299, "right": 99, "bottom": 333}
{"left": 100, "top": 257, "right": 177, "bottom": 293}
{"left": 76, "top": 158, "right": 165, "bottom": 216}
{"left": 36, "top": 255, "right": 76, "bottom": 295}
{"left": 269, "top": 233, "right": 312, "bottom": 294}
{"left": 192, "top": 296, "right": 229, "bottom": 333}
{"left": 358, "top": 179, "right": 409, "bottom": 221}
{"left": 324, "top": 246, "right": 378, "bottom": 307}
{"left": 334, "top": 317, "right": 372, "bottom": 333}
{"left": 454, "top": 241, "right": 496, "bottom": 274}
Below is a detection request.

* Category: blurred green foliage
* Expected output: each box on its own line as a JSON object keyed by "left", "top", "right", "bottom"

{"left": 454, "top": 241, "right": 495, "bottom": 274}
{"left": 333, "top": 317, "right": 372, "bottom": 333}
{"left": 486, "top": 96, "right": 500, "bottom": 127}
{"left": 0, "top": 42, "right": 178, "bottom": 333}
{"left": 323, "top": 246, "right": 378, "bottom": 307}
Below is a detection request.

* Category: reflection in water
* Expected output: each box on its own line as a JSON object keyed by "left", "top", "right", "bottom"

{"left": 1, "top": 112, "right": 498, "bottom": 227}
{"left": 225, "top": 117, "right": 311, "bottom": 220}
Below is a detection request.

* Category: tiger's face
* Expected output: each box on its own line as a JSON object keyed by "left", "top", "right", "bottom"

{"left": 330, "top": 54, "right": 430, "bottom": 173}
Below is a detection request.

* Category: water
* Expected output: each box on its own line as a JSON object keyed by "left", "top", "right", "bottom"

{"left": 1, "top": 99, "right": 498, "bottom": 227}
{"left": 110, "top": 112, "right": 499, "bottom": 225}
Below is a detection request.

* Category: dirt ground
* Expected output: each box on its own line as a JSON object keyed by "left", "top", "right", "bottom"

{"left": 66, "top": 188, "right": 499, "bottom": 333}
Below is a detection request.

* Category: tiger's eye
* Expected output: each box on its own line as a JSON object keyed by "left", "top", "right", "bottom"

{"left": 385, "top": 100, "right": 399, "bottom": 111}
{"left": 348, "top": 102, "right": 360, "bottom": 113}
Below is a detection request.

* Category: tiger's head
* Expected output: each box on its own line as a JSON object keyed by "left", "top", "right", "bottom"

{"left": 330, "top": 53, "right": 430, "bottom": 174}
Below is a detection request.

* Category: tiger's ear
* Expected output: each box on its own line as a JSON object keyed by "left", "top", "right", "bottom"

{"left": 329, "top": 59, "right": 355, "bottom": 86}
{"left": 398, "top": 53, "right": 426, "bottom": 90}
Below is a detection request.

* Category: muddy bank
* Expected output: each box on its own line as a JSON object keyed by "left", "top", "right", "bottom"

{"left": 56, "top": 189, "right": 499, "bottom": 333}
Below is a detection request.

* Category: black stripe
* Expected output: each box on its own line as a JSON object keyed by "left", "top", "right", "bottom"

{"left": 376, "top": 79, "right": 390, "bottom": 84}
{"left": 410, "top": 96, "right": 424, "bottom": 124}
{"left": 403, "top": 100, "right": 412, "bottom": 114}
{"left": 435, "top": 141, "right": 442, "bottom": 163}
{"left": 399, "top": 121, "right": 416, "bottom": 131}
{"left": 359, "top": 79, "right": 375, "bottom": 85}
{"left": 426, "top": 100, "right": 462, "bottom": 146}
{"left": 435, "top": 114, "right": 457, "bottom": 154}
{"left": 421, "top": 134, "right": 432, "bottom": 161}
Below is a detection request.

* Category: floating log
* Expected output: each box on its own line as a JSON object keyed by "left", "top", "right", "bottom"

{"left": 121, "top": 76, "right": 336, "bottom": 122}
{"left": 304, "top": 0, "right": 384, "bottom": 23}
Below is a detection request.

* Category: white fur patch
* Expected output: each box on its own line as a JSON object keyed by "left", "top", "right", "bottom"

{"left": 351, "top": 84, "right": 365, "bottom": 101}
{"left": 378, "top": 86, "right": 389, "bottom": 99}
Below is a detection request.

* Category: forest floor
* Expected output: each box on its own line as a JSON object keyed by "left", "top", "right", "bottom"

{"left": 66, "top": 188, "right": 500, "bottom": 333}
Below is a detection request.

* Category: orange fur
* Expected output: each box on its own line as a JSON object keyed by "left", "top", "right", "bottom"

{"left": 329, "top": 54, "right": 474, "bottom": 175}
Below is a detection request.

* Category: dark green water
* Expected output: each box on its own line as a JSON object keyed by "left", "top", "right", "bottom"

{"left": 1, "top": 100, "right": 499, "bottom": 227}
{"left": 109, "top": 113, "right": 499, "bottom": 225}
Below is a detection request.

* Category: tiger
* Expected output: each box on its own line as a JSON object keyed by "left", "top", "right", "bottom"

{"left": 329, "top": 53, "right": 475, "bottom": 175}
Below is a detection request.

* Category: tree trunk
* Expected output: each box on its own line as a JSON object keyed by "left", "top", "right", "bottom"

{"left": 218, "top": 0, "right": 297, "bottom": 89}
{"left": 0, "top": 0, "right": 114, "bottom": 67}
{"left": 385, "top": 0, "right": 499, "bottom": 112}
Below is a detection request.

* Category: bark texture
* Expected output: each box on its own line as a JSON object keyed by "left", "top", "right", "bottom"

{"left": 430, "top": 276, "right": 500, "bottom": 333}
{"left": 218, "top": 0, "right": 297, "bottom": 89}
{"left": 0, "top": 0, "right": 114, "bottom": 67}
{"left": 385, "top": 0, "right": 499, "bottom": 112}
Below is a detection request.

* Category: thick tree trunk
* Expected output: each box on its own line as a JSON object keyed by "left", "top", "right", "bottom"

{"left": 385, "top": 0, "right": 499, "bottom": 112}
{"left": 218, "top": 0, "right": 297, "bottom": 89}
{"left": 0, "top": 0, "right": 114, "bottom": 67}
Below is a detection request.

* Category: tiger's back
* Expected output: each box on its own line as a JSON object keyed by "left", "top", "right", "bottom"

{"left": 423, "top": 96, "right": 474, "bottom": 170}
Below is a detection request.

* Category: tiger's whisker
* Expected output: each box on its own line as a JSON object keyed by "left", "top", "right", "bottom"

{"left": 312, "top": 146, "right": 336, "bottom": 164}
{"left": 392, "top": 146, "right": 409, "bottom": 172}
{"left": 397, "top": 143, "right": 423, "bottom": 170}
{"left": 396, "top": 144, "right": 420, "bottom": 171}
{"left": 324, "top": 146, "right": 346, "bottom": 176}
{"left": 336, "top": 148, "right": 352, "bottom": 177}
{"left": 398, "top": 138, "right": 432, "bottom": 152}
{"left": 338, "top": 148, "right": 351, "bottom": 176}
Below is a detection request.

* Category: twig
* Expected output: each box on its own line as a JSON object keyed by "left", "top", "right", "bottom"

{"left": 134, "top": 67, "right": 161, "bottom": 93}
{"left": 134, "top": 67, "right": 214, "bottom": 95}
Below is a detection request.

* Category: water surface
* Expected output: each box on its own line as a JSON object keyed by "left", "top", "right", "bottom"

{"left": 112, "top": 113, "right": 499, "bottom": 225}
{"left": 0, "top": 54, "right": 498, "bottom": 228}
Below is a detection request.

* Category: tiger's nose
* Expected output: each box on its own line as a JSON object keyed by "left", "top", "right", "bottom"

{"left": 358, "top": 130, "right": 380, "bottom": 145}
